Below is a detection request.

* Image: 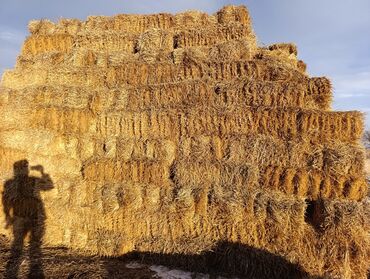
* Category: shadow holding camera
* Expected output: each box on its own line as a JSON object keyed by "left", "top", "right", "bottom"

{"left": 2, "top": 160, "right": 53, "bottom": 279}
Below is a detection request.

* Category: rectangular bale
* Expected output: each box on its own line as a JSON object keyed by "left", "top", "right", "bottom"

{"left": 1, "top": 76, "right": 331, "bottom": 112}
{"left": 95, "top": 108, "right": 363, "bottom": 143}
{"left": 174, "top": 24, "right": 254, "bottom": 48}
{"left": 173, "top": 160, "right": 367, "bottom": 201}
{"left": 1, "top": 60, "right": 309, "bottom": 89}
{"left": 176, "top": 135, "right": 365, "bottom": 177}
{"left": 30, "top": 107, "right": 96, "bottom": 134}
{"left": 82, "top": 159, "right": 169, "bottom": 184}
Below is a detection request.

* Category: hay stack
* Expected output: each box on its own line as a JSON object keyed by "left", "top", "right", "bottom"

{"left": 0, "top": 5, "right": 369, "bottom": 278}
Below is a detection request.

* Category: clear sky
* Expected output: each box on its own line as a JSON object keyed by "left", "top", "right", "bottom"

{"left": 0, "top": 0, "right": 369, "bottom": 128}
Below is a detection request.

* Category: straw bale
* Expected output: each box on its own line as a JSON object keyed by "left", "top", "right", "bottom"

{"left": 58, "top": 18, "right": 82, "bottom": 34}
{"left": 52, "top": 188, "right": 368, "bottom": 278}
{"left": 0, "top": 155, "right": 367, "bottom": 278}
{"left": 217, "top": 5, "right": 251, "bottom": 25}
{"left": 29, "top": 14, "right": 174, "bottom": 36}
{"left": 113, "top": 59, "right": 305, "bottom": 85}
{"left": 0, "top": 147, "right": 27, "bottom": 178}
{"left": 174, "top": 23, "right": 254, "bottom": 49}
{"left": 1, "top": 86, "right": 105, "bottom": 111}
{"left": 75, "top": 32, "right": 137, "bottom": 53}
{"left": 22, "top": 34, "right": 74, "bottom": 55}
{"left": 255, "top": 43, "right": 307, "bottom": 72}
{"left": 82, "top": 159, "right": 169, "bottom": 185}
{"left": 2, "top": 76, "right": 330, "bottom": 111}
{"left": 0, "top": 5, "right": 369, "bottom": 278}
{"left": 1, "top": 69, "right": 48, "bottom": 89}
{"left": 137, "top": 29, "right": 173, "bottom": 52}
{"left": 308, "top": 199, "right": 370, "bottom": 278}
{"left": 4, "top": 59, "right": 313, "bottom": 89}
{"left": 322, "top": 143, "right": 366, "bottom": 176}
{"left": 0, "top": 147, "right": 81, "bottom": 180}
{"left": 19, "top": 36, "right": 257, "bottom": 67}
{"left": 0, "top": 176, "right": 368, "bottom": 278}
{"left": 15, "top": 51, "right": 131, "bottom": 69}
{"left": 260, "top": 167, "right": 368, "bottom": 200}
{"left": 30, "top": 107, "right": 96, "bottom": 134}
{"left": 176, "top": 135, "right": 365, "bottom": 176}
{"left": 308, "top": 77, "right": 332, "bottom": 109}
{"left": 174, "top": 10, "right": 217, "bottom": 27}
{"left": 0, "top": 106, "right": 35, "bottom": 131}
{"left": 85, "top": 10, "right": 240, "bottom": 35}
{"left": 21, "top": 33, "right": 137, "bottom": 57}
{"left": 28, "top": 19, "right": 56, "bottom": 35}
{"left": 77, "top": 138, "right": 177, "bottom": 163}
{"left": 173, "top": 39, "right": 256, "bottom": 65}
{"left": 71, "top": 49, "right": 98, "bottom": 67}
{"left": 0, "top": 130, "right": 79, "bottom": 158}
{"left": 94, "top": 135, "right": 358, "bottom": 173}
{"left": 94, "top": 108, "right": 362, "bottom": 143}
{"left": 136, "top": 28, "right": 174, "bottom": 62}
{"left": 115, "top": 139, "right": 176, "bottom": 164}
{"left": 20, "top": 26, "right": 255, "bottom": 64}
{"left": 269, "top": 43, "right": 298, "bottom": 56}
{"left": 15, "top": 52, "right": 66, "bottom": 69}
{"left": 29, "top": 18, "right": 82, "bottom": 35}
{"left": 28, "top": 7, "right": 252, "bottom": 36}
{"left": 85, "top": 13, "right": 175, "bottom": 34}
{"left": 173, "top": 160, "right": 367, "bottom": 200}
{"left": 211, "top": 39, "right": 256, "bottom": 60}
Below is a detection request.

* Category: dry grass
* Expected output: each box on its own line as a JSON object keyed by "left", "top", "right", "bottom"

{"left": 0, "top": 4, "right": 369, "bottom": 279}
{"left": 0, "top": 78, "right": 332, "bottom": 111}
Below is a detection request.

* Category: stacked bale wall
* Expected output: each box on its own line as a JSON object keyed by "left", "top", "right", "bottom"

{"left": 0, "top": 5, "right": 368, "bottom": 278}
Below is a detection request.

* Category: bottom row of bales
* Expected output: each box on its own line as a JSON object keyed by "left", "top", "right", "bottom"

{"left": 33, "top": 183, "right": 368, "bottom": 279}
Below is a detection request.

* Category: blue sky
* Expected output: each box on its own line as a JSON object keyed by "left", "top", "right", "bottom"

{"left": 1, "top": 0, "right": 369, "bottom": 128}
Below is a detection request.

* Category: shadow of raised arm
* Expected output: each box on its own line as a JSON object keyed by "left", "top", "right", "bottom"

{"left": 32, "top": 165, "right": 54, "bottom": 191}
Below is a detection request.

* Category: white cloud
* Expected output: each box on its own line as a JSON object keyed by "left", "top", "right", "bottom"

{"left": 335, "top": 93, "right": 368, "bottom": 98}
{"left": 332, "top": 71, "right": 370, "bottom": 97}
{"left": 0, "top": 29, "right": 26, "bottom": 44}
{"left": 330, "top": 72, "right": 370, "bottom": 128}
{"left": 0, "top": 31, "right": 20, "bottom": 41}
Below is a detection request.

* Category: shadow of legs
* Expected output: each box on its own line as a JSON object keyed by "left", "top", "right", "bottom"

{"left": 28, "top": 219, "right": 45, "bottom": 279}
{"left": 5, "top": 219, "right": 26, "bottom": 279}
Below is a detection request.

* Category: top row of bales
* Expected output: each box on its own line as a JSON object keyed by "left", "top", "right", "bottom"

{"left": 29, "top": 6, "right": 253, "bottom": 35}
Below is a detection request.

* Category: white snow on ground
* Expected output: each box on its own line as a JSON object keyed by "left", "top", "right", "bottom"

{"left": 149, "top": 265, "right": 238, "bottom": 279}
{"left": 125, "top": 261, "right": 146, "bottom": 269}
{"left": 125, "top": 261, "right": 238, "bottom": 279}
{"left": 149, "top": 265, "right": 194, "bottom": 279}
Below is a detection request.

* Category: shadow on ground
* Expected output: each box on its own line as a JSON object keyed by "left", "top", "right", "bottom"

{"left": 0, "top": 235, "right": 320, "bottom": 279}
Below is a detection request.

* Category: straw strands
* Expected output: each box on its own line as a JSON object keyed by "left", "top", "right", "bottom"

{"left": 0, "top": 5, "right": 368, "bottom": 279}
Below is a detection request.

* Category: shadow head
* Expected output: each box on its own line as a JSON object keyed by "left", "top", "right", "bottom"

{"left": 13, "top": 159, "right": 29, "bottom": 177}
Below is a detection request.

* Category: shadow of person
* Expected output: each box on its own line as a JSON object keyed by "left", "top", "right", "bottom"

{"left": 2, "top": 160, "right": 53, "bottom": 279}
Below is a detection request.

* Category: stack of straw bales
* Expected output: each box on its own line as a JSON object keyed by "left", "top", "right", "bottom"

{"left": 0, "top": 5, "right": 369, "bottom": 278}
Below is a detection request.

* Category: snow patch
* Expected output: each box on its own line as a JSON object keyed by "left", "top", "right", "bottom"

{"left": 150, "top": 265, "right": 194, "bottom": 279}
{"left": 125, "top": 261, "right": 146, "bottom": 269}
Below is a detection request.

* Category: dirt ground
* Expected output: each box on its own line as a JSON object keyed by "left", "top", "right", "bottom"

{"left": 0, "top": 235, "right": 235, "bottom": 279}
{"left": 0, "top": 235, "right": 151, "bottom": 279}
{"left": 0, "top": 234, "right": 315, "bottom": 279}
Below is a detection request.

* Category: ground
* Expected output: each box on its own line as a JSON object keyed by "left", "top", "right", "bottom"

{"left": 0, "top": 235, "right": 235, "bottom": 279}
